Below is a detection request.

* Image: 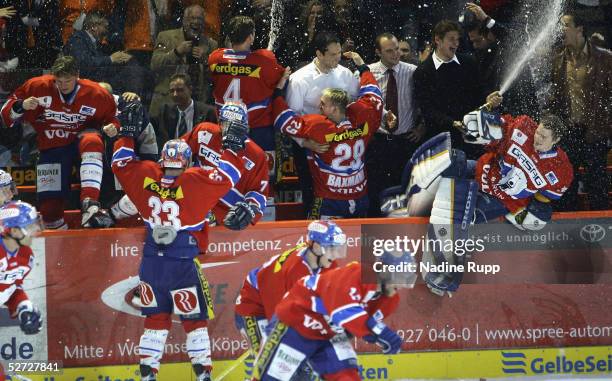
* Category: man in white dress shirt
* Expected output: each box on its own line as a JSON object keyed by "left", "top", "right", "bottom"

{"left": 285, "top": 31, "right": 360, "bottom": 216}
{"left": 366, "top": 33, "right": 424, "bottom": 217}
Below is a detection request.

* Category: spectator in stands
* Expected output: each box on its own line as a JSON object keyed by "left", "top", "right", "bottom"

{"left": 398, "top": 37, "right": 419, "bottom": 65}
{"left": 366, "top": 33, "right": 422, "bottom": 217}
{"left": 221, "top": 0, "right": 274, "bottom": 50}
{"left": 0, "top": 1, "right": 61, "bottom": 71}
{"left": 414, "top": 20, "right": 490, "bottom": 159}
{"left": 152, "top": 73, "right": 216, "bottom": 152}
{"left": 63, "top": 12, "right": 132, "bottom": 80}
{"left": 547, "top": 11, "right": 612, "bottom": 211}
{"left": 286, "top": 31, "right": 359, "bottom": 217}
{"left": 59, "top": 0, "right": 113, "bottom": 44}
{"left": 275, "top": 0, "right": 325, "bottom": 68}
{"left": 149, "top": 4, "right": 218, "bottom": 120}
{"left": 464, "top": 2, "right": 537, "bottom": 116}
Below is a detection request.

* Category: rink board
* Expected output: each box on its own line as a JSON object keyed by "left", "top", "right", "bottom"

{"left": 21, "top": 346, "right": 612, "bottom": 380}
{"left": 1, "top": 213, "right": 611, "bottom": 379}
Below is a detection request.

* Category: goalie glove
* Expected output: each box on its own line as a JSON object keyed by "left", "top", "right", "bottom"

{"left": 118, "top": 101, "right": 145, "bottom": 139}
{"left": 223, "top": 201, "right": 260, "bottom": 231}
{"left": 222, "top": 121, "right": 249, "bottom": 152}
{"left": 461, "top": 109, "right": 503, "bottom": 145}
{"left": 17, "top": 302, "right": 42, "bottom": 335}
{"left": 505, "top": 198, "right": 552, "bottom": 231}
{"left": 364, "top": 317, "right": 402, "bottom": 354}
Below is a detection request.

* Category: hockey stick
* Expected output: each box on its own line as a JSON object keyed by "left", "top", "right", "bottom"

{"left": 213, "top": 350, "right": 250, "bottom": 381}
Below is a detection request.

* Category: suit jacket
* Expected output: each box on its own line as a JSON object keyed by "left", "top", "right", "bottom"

{"left": 149, "top": 28, "right": 218, "bottom": 118}
{"left": 548, "top": 42, "right": 612, "bottom": 142}
{"left": 64, "top": 30, "right": 113, "bottom": 80}
{"left": 153, "top": 100, "right": 217, "bottom": 151}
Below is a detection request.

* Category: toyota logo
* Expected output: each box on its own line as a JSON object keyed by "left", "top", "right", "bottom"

{"left": 579, "top": 224, "right": 606, "bottom": 243}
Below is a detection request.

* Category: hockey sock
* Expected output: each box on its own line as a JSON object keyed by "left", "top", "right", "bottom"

{"left": 138, "top": 329, "right": 168, "bottom": 372}
{"left": 183, "top": 321, "right": 212, "bottom": 371}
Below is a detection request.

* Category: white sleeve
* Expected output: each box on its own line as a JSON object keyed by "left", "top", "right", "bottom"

{"left": 286, "top": 76, "right": 306, "bottom": 115}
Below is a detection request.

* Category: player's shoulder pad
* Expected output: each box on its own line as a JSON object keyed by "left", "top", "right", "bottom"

{"left": 25, "top": 75, "right": 55, "bottom": 90}
{"left": 193, "top": 122, "right": 222, "bottom": 134}
{"left": 303, "top": 114, "right": 329, "bottom": 125}
{"left": 245, "top": 139, "right": 266, "bottom": 156}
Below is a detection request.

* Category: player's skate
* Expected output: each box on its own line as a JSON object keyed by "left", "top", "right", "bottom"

{"left": 139, "top": 364, "right": 156, "bottom": 381}
{"left": 193, "top": 364, "right": 212, "bottom": 381}
{"left": 81, "top": 198, "right": 115, "bottom": 228}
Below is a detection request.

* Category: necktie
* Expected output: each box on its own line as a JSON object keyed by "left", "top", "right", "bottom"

{"left": 177, "top": 110, "right": 187, "bottom": 138}
{"left": 386, "top": 69, "right": 399, "bottom": 130}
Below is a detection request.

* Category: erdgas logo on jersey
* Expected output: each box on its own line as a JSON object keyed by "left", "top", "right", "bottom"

{"left": 43, "top": 109, "right": 87, "bottom": 124}
{"left": 143, "top": 177, "right": 184, "bottom": 199}
{"left": 507, "top": 144, "right": 546, "bottom": 188}
{"left": 324, "top": 123, "right": 369, "bottom": 143}
{"left": 210, "top": 62, "right": 261, "bottom": 77}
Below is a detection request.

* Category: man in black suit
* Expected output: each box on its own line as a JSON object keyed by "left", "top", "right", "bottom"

{"left": 63, "top": 12, "right": 132, "bottom": 81}
{"left": 414, "top": 19, "right": 497, "bottom": 159}
{"left": 153, "top": 73, "right": 217, "bottom": 151}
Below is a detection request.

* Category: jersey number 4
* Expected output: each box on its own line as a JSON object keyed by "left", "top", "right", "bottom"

{"left": 148, "top": 196, "right": 181, "bottom": 229}
{"left": 223, "top": 78, "right": 241, "bottom": 102}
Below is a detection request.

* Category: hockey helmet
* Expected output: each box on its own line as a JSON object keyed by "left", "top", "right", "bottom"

{"left": 307, "top": 220, "right": 347, "bottom": 260}
{"left": 219, "top": 101, "right": 249, "bottom": 131}
{"left": 0, "top": 201, "right": 43, "bottom": 238}
{"left": 160, "top": 139, "right": 192, "bottom": 169}
{"left": 0, "top": 169, "right": 17, "bottom": 205}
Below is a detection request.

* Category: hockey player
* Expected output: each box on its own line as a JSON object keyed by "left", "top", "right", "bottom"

{"left": 181, "top": 101, "right": 269, "bottom": 231}
{"left": 0, "top": 56, "right": 119, "bottom": 229}
{"left": 271, "top": 51, "right": 385, "bottom": 219}
{"left": 389, "top": 104, "right": 573, "bottom": 296}
{"left": 235, "top": 220, "right": 346, "bottom": 380}
{"left": 208, "top": 15, "right": 285, "bottom": 152}
{"left": 0, "top": 201, "right": 44, "bottom": 335}
{"left": 258, "top": 220, "right": 346, "bottom": 319}
{"left": 252, "top": 251, "right": 415, "bottom": 380}
{"left": 108, "top": 105, "right": 250, "bottom": 381}
{"left": 0, "top": 170, "right": 18, "bottom": 205}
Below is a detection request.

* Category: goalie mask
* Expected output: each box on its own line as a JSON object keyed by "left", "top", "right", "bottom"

{"left": 219, "top": 101, "right": 249, "bottom": 134}
{"left": 0, "top": 169, "right": 17, "bottom": 205}
{"left": 160, "top": 139, "right": 192, "bottom": 169}
{"left": 0, "top": 201, "right": 43, "bottom": 245}
{"left": 307, "top": 220, "right": 347, "bottom": 261}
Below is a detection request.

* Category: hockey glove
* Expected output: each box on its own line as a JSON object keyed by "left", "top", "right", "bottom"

{"left": 18, "top": 304, "right": 42, "bottom": 335}
{"left": 223, "top": 201, "right": 259, "bottom": 231}
{"left": 222, "top": 121, "right": 249, "bottom": 152}
{"left": 365, "top": 317, "right": 402, "bottom": 354}
{"left": 118, "top": 101, "right": 144, "bottom": 139}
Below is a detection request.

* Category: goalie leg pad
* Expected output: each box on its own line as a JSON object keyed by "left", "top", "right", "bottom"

{"left": 422, "top": 177, "right": 478, "bottom": 295}
{"left": 409, "top": 132, "right": 452, "bottom": 190}
{"left": 139, "top": 328, "right": 169, "bottom": 372}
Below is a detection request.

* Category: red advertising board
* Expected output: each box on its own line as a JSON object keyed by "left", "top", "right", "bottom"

{"left": 41, "top": 215, "right": 612, "bottom": 368}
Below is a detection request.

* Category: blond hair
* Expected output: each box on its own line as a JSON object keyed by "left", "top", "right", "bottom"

{"left": 322, "top": 88, "right": 349, "bottom": 110}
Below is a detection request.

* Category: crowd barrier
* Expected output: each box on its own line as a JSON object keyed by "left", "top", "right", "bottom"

{"left": 0, "top": 212, "right": 611, "bottom": 380}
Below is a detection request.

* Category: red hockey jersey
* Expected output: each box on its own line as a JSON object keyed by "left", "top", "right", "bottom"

{"left": 111, "top": 137, "right": 244, "bottom": 253}
{"left": 0, "top": 242, "right": 33, "bottom": 317}
{"left": 209, "top": 48, "right": 284, "bottom": 129}
{"left": 272, "top": 70, "right": 384, "bottom": 200}
{"left": 235, "top": 266, "right": 265, "bottom": 317}
{"left": 475, "top": 115, "right": 573, "bottom": 212}
{"left": 276, "top": 262, "right": 399, "bottom": 340}
{"left": 1, "top": 75, "right": 119, "bottom": 151}
{"left": 257, "top": 244, "right": 338, "bottom": 320}
{"left": 181, "top": 122, "right": 269, "bottom": 223}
